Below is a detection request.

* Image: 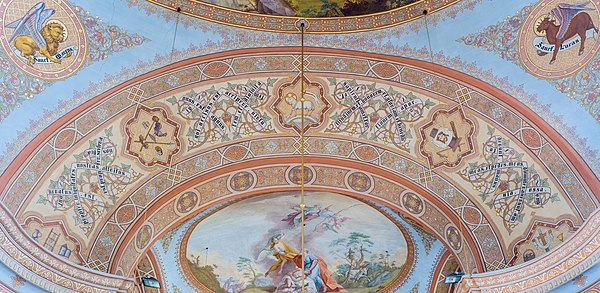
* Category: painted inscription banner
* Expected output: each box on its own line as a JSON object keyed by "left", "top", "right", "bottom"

{"left": 518, "top": 0, "right": 600, "bottom": 78}
{"left": 0, "top": 0, "right": 87, "bottom": 79}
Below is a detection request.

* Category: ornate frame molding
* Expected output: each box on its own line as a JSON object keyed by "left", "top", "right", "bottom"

{"left": 458, "top": 209, "right": 600, "bottom": 292}
{"left": 145, "top": 0, "right": 460, "bottom": 33}
{"left": 0, "top": 201, "right": 134, "bottom": 292}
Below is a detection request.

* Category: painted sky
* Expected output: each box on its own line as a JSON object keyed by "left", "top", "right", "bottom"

{"left": 185, "top": 191, "right": 408, "bottom": 283}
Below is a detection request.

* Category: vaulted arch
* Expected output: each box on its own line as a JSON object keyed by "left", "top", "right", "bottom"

{"left": 0, "top": 47, "right": 597, "bottom": 291}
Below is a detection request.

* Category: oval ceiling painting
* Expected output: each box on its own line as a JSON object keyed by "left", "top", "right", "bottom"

{"left": 181, "top": 191, "right": 413, "bottom": 293}
{"left": 148, "top": 0, "right": 461, "bottom": 33}
{"left": 201, "top": 0, "right": 419, "bottom": 17}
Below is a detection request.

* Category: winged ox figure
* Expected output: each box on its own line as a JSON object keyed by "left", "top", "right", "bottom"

{"left": 551, "top": 2, "right": 594, "bottom": 40}
{"left": 5, "top": 2, "right": 66, "bottom": 66}
{"left": 536, "top": 2, "right": 598, "bottom": 64}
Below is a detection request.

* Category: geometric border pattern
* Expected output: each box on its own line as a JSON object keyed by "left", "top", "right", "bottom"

{"left": 458, "top": 209, "right": 600, "bottom": 292}
{"left": 0, "top": 48, "right": 597, "bottom": 290}
{"left": 0, "top": 202, "right": 133, "bottom": 292}
{"left": 110, "top": 159, "right": 482, "bottom": 277}
{"left": 146, "top": 0, "right": 461, "bottom": 33}
{"left": 177, "top": 192, "right": 417, "bottom": 292}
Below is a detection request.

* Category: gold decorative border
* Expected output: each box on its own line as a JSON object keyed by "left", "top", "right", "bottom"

{"left": 146, "top": 0, "right": 461, "bottom": 33}
{"left": 457, "top": 209, "right": 600, "bottom": 292}
{"left": 517, "top": 0, "right": 600, "bottom": 79}
{"left": 178, "top": 192, "right": 417, "bottom": 293}
{"left": 0, "top": 0, "right": 88, "bottom": 80}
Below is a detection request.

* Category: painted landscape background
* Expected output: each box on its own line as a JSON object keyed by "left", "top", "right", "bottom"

{"left": 184, "top": 192, "right": 409, "bottom": 293}
{"left": 201, "top": 0, "right": 420, "bottom": 17}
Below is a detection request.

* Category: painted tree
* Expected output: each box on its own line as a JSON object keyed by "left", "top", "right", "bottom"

{"left": 330, "top": 232, "right": 374, "bottom": 284}
{"left": 190, "top": 254, "right": 202, "bottom": 266}
{"left": 236, "top": 257, "right": 259, "bottom": 287}
{"left": 372, "top": 250, "right": 391, "bottom": 269}
{"left": 341, "top": 0, "right": 418, "bottom": 16}
{"left": 318, "top": 0, "right": 343, "bottom": 17}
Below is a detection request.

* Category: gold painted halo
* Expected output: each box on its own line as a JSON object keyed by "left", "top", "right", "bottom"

{"left": 533, "top": 14, "right": 561, "bottom": 37}
{"left": 46, "top": 19, "right": 68, "bottom": 41}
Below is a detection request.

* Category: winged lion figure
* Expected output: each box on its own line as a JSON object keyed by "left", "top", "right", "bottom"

{"left": 5, "top": 2, "right": 67, "bottom": 66}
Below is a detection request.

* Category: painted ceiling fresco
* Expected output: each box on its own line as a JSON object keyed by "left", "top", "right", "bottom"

{"left": 0, "top": 47, "right": 597, "bottom": 288}
{"left": 198, "top": 0, "right": 419, "bottom": 17}
{"left": 0, "top": 0, "right": 598, "bottom": 292}
{"left": 143, "top": 0, "right": 461, "bottom": 33}
{"left": 153, "top": 191, "right": 448, "bottom": 293}
{"left": 183, "top": 192, "right": 411, "bottom": 292}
